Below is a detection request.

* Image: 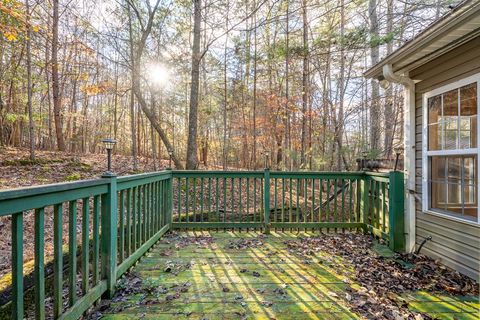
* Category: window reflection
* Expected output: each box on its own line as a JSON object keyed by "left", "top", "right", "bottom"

{"left": 429, "top": 155, "right": 478, "bottom": 220}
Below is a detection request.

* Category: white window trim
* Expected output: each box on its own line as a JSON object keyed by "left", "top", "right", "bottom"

{"left": 422, "top": 72, "right": 480, "bottom": 225}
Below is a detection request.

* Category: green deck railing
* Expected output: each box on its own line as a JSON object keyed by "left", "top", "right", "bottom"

{"left": 0, "top": 169, "right": 403, "bottom": 320}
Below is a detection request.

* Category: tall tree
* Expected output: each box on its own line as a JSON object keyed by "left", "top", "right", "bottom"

{"left": 368, "top": 0, "right": 381, "bottom": 152}
{"left": 186, "top": 0, "right": 202, "bottom": 169}
{"left": 26, "top": 0, "right": 35, "bottom": 160}
{"left": 52, "top": 0, "right": 66, "bottom": 151}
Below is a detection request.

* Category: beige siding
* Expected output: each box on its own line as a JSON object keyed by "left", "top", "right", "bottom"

{"left": 412, "top": 37, "right": 480, "bottom": 280}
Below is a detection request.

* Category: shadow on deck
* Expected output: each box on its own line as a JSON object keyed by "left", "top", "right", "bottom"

{"left": 94, "top": 232, "right": 479, "bottom": 320}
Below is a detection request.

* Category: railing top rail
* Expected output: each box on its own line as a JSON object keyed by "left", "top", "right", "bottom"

{"left": 117, "top": 170, "right": 171, "bottom": 183}
{"left": 172, "top": 170, "right": 264, "bottom": 178}
{"left": 270, "top": 171, "right": 365, "bottom": 178}
{"left": 364, "top": 171, "right": 391, "bottom": 177}
{"left": 0, "top": 178, "right": 109, "bottom": 201}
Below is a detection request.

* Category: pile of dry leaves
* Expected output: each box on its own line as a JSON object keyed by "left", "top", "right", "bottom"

{"left": 225, "top": 235, "right": 265, "bottom": 250}
{"left": 160, "top": 231, "right": 215, "bottom": 249}
{"left": 285, "top": 234, "right": 478, "bottom": 320}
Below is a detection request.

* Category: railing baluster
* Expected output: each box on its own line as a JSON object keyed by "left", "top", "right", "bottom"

{"left": 185, "top": 178, "right": 189, "bottom": 224}
{"left": 223, "top": 177, "right": 227, "bottom": 224}
{"left": 289, "top": 179, "right": 293, "bottom": 226}
{"left": 215, "top": 178, "right": 219, "bottom": 223}
{"left": 333, "top": 179, "right": 338, "bottom": 230}
{"left": 246, "top": 178, "right": 252, "bottom": 222}
{"left": 319, "top": 179, "right": 323, "bottom": 223}
{"left": 82, "top": 198, "right": 90, "bottom": 294}
{"left": 311, "top": 179, "right": 315, "bottom": 224}
{"left": 177, "top": 178, "right": 181, "bottom": 222}
{"left": 253, "top": 178, "right": 257, "bottom": 222}
{"left": 231, "top": 177, "right": 235, "bottom": 223}
{"left": 133, "top": 187, "right": 138, "bottom": 250}
{"left": 11, "top": 212, "right": 23, "bottom": 320}
{"left": 282, "top": 178, "right": 285, "bottom": 224}
{"left": 304, "top": 179, "right": 308, "bottom": 225}
{"left": 118, "top": 191, "right": 124, "bottom": 262}
{"left": 296, "top": 178, "right": 300, "bottom": 225}
{"left": 68, "top": 200, "right": 77, "bottom": 306}
{"left": 126, "top": 189, "right": 132, "bottom": 256}
{"left": 326, "top": 180, "right": 330, "bottom": 230}
{"left": 93, "top": 195, "right": 100, "bottom": 285}
{"left": 239, "top": 178, "right": 242, "bottom": 222}
{"left": 193, "top": 178, "right": 197, "bottom": 222}
{"left": 274, "top": 178, "right": 277, "bottom": 224}
{"left": 349, "top": 179, "right": 354, "bottom": 223}
{"left": 200, "top": 177, "right": 204, "bottom": 222}
{"left": 341, "top": 180, "right": 346, "bottom": 225}
{"left": 34, "top": 208, "right": 45, "bottom": 320}
{"left": 53, "top": 204, "right": 63, "bottom": 318}
{"left": 208, "top": 178, "right": 212, "bottom": 222}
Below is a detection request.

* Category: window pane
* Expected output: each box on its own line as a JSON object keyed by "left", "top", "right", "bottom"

{"left": 428, "top": 155, "right": 478, "bottom": 220}
{"left": 428, "top": 123, "right": 442, "bottom": 150}
{"left": 444, "top": 119, "right": 458, "bottom": 149}
{"left": 442, "top": 88, "right": 458, "bottom": 118}
{"left": 463, "top": 184, "right": 477, "bottom": 221}
{"left": 460, "top": 82, "right": 477, "bottom": 148}
{"left": 428, "top": 95, "right": 441, "bottom": 124}
{"left": 430, "top": 156, "right": 446, "bottom": 182}
{"left": 430, "top": 181, "right": 445, "bottom": 211}
{"left": 447, "top": 183, "right": 461, "bottom": 206}
{"left": 446, "top": 157, "right": 461, "bottom": 183}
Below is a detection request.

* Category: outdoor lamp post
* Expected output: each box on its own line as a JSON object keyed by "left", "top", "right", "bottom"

{"left": 168, "top": 149, "right": 173, "bottom": 169}
{"left": 102, "top": 138, "right": 117, "bottom": 177}
{"left": 263, "top": 151, "right": 270, "bottom": 169}
{"left": 361, "top": 150, "right": 368, "bottom": 171}
{"left": 394, "top": 146, "right": 404, "bottom": 171}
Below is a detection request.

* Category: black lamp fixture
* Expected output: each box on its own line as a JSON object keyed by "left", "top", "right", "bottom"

{"left": 167, "top": 148, "right": 174, "bottom": 169}
{"left": 263, "top": 151, "right": 270, "bottom": 169}
{"left": 361, "top": 150, "right": 369, "bottom": 171}
{"left": 101, "top": 138, "right": 117, "bottom": 177}
{"left": 393, "top": 146, "right": 404, "bottom": 171}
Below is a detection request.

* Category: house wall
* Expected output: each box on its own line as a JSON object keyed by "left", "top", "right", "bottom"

{"left": 410, "top": 36, "right": 480, "bottom": 280}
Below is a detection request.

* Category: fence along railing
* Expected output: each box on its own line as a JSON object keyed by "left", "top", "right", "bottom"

{"left": 0, "top": 171, "right": 172, "bottom": 320}
{"left": 172, "top": 170, "right": 404, "bottom": 251}
{"left": 0, "top": 169, "right": 403, "bottom": 320}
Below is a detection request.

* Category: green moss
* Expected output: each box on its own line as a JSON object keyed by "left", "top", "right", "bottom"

{"left": 64, "top": 173, "right": 82, "bottom": 181}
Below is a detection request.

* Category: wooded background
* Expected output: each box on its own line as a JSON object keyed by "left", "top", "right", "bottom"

{"left": 0, "top": 0, "right": 455, "bottom": 171}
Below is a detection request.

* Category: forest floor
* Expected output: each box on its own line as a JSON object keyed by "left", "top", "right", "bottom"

{"left": 0, "top": 147, "right": 166, "bottom": 190}
{"left": 0, "top": 147, "right": 165, "bottom": 280}
{"left": 89, "top": 231, "right": 479, "bottom": 320}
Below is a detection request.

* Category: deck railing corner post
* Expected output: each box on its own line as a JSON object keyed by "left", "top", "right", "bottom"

{"left": 101, "top": 175, "right": 118, "bottom": 298}
{"left": 167, "top": 169, "right": 173, "bottom": 230}
{"left": 388, "top": 171, "right": 405, "bottom": 252}
{"left": 263, "top": 168, "right": 271, "bottom": 234}
{"left": 359, "top": 175, "right": 368, "bottom": 234}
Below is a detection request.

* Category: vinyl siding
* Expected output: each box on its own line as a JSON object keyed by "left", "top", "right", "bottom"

{"left": 412, "top": 36, "right": 480, "bottom": 280}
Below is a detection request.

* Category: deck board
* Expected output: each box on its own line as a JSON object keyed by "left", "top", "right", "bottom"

{"left": 99, "top": 231, "right": 479, "bottom": 320}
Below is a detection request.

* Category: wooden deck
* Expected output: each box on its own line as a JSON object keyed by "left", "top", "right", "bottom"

{"left": 97, "top": 232, "right": 479, "bottom": 320}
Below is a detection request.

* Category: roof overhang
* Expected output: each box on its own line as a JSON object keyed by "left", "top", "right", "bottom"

{"left": 364, "top": 0, "right": 480, "bottom": 80}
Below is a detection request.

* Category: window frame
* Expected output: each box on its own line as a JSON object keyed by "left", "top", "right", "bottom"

{"left": 422, "top": 73, "right": 480, "bottom": 225}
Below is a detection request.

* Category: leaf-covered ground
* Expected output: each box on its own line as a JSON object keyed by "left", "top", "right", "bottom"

{"left": 88, "top": 231, "right": 479, "bottom": 320}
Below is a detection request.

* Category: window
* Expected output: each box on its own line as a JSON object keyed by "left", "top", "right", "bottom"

{"left": 422, "top": 74, "right": 479, "bottom": 223}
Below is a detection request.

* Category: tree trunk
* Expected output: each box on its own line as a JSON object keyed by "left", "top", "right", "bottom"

{"left": 369, "top": 0, "right": 381, "bottom": 152}
{"left": 127, "top": 4, "right": 138, "bottom": 171}
{"left": 186, "top": 0, "right": 202, "bottom": 169}
{"left": 52, "top": 0, "right": 66, "bottom": 151}
{"left": 300, "top": 0, "right": 308, "bottom": 168}
{"left": 26, "top": 0, "right": 35, "bottom": 160}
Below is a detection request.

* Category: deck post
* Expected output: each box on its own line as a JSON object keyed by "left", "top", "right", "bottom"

{"left": 167, "top": 169, "right": 173, "bottom": 229}
{"left": 388, "top": 171, "right": 405, "bottom": 252}
{"left": 263, "top": 168, "right": 271, "bottom": 234}
{"left": 101, "top": 175, "right": 118, "bottom": 298}
{"left": 359, "top": 176, "right": 369, "bottom": 234}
